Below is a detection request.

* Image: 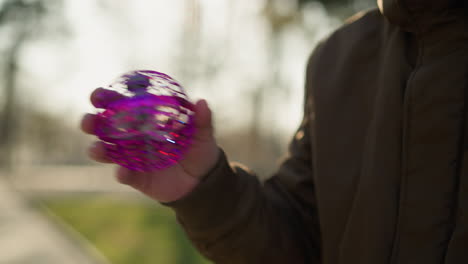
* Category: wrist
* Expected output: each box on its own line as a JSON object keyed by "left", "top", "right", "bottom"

{"left": 196, "top": 144, "right": 221, "bottom": 179}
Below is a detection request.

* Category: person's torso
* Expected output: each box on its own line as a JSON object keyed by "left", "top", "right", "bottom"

{"left": 308, "top": 6, "right": 468, "bottom": 264}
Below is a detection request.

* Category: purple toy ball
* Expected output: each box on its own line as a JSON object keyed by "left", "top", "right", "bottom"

{"left": 95, "top": 70, "right": 195, "bottom": 172}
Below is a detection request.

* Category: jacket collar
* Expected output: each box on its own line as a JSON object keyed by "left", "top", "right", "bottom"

{"left": 378, "top": 0, "right": 467, "bottom": 32}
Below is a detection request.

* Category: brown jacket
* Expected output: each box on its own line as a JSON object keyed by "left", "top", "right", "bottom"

{"left": 167, "top": 0, "right": 468, "bottom": 263}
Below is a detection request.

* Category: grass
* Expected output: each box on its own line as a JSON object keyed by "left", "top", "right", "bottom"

{"left": 40, "top": 194, "right": 212, "bottom": 264}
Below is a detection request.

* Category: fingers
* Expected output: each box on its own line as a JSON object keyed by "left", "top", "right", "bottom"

{"left": 90, "top": 87, "right": 125, "bottom": 108}
{"left": 81, "top": 113, "right": 98, "bottom": 134}
{"left": 82, "top": 87, "right": 125, "bottom": 135}
{"left": 81, "top": 113, "right": 109, "bottom": 136}
{"left": 88, "top": 141, "right": 113, "bottom": 163}
{"left": 193, "top": 99, "right": 214, "bottom": 141}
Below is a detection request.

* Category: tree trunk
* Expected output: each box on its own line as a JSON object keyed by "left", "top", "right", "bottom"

{"left": 0, "top": 38, "right": 23, "bottom": 173}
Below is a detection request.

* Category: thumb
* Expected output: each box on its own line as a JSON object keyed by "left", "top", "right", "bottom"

{"left": 193, "top": 99, "right": 214, "bottom": 141}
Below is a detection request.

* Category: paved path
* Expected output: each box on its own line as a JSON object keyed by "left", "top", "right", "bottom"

{"left": 0, "top": 177, "right": 110, "bottom": 264}
{"left": 11, "top": 165, "right": 132, "bottom": 194}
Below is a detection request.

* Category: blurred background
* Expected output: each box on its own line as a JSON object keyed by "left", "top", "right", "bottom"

{"left": 0, "top": 0, "right": 375, "bottom": 263}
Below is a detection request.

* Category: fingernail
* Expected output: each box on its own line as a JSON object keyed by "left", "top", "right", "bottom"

{"left": 88, "top": 141, "right": 101, "bottom": 155}
{"left": 199, "top": 99, "right": 208, "bottom": 108}
{"left": 91, "top": 88, "right": 108, "bottom": 108}
{"left": 96, "top": 93, "right": 108, "bottom": 108}
{"left": 92, "top": 141, "right": 101, "bottom": 148}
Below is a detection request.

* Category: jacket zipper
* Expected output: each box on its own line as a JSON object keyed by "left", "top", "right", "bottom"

{"left": 389, "top": 32, "right": 424, "bottom": 264}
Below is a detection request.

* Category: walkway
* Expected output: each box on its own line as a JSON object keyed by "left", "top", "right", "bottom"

{"left": 0, "top": 176, "right": 110, "bottom": 264}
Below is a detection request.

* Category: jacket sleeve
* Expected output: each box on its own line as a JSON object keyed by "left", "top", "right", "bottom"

{"left": 165, "top": 46, "right": 323, "bottom": 264}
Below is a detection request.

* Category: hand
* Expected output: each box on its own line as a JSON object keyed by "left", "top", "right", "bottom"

{"left": 81, "top": 88, "right": 220, "bottom": 203}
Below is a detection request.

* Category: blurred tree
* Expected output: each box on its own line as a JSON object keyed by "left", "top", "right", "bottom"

{"left": 300, "top": 0, "right": 375, "bottom": 10}
{"left": 247, "top": 0, "right": 303, "bottom": 162}
{"left": 245, "top": 0, "right": 373, "bottom": 174}
{"left": 14, "top": 107, "right": 91, "bottom": 165}
{"left": 180, "top": 0, "right": 201, "bottom": 84}
{"left": 0, "top": 0, "right": 66, "bottom": 171}
{"left": 300, "top": 0, "right": 350, "bottom": 8}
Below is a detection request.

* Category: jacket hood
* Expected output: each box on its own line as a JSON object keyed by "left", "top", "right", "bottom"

{"left": 377, "top": 0, "right": 467, "bottom": 32}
